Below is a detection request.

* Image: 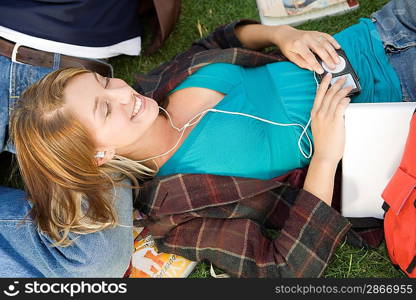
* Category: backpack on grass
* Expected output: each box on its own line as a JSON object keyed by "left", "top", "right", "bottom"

{"left": 382, "top": 109, "right": 416, "bottom": 278}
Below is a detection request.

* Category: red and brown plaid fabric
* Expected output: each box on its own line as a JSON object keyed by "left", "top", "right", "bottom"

{"left": 131, "top": 20, "right": 382, "bottom": 277}
{"left": 134, "top": 173, "right": 351, "bottom": 278}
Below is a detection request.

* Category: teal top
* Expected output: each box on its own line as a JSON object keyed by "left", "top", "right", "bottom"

{"left": 157, "top": 18, "right": 402, "bottom": 180}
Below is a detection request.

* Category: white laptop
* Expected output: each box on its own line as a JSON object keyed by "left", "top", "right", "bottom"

{"left": 341, "top": 102, "right": 416, "bottom": 219}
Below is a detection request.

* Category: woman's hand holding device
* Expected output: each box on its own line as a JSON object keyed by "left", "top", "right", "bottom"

{"left": 235, "top": 23, "right": 340, "bottom": 74}
{"left": 270, "top": 25, "right": 341, "bottom": 74}
{"left": 302, "top": 73, "right": 352, "bottom": 206}
{"left": 235, "top": 23, "right": 360, "bottom": 95}
{"left": 311, "top": 73, "right": 352, "bottom": 163}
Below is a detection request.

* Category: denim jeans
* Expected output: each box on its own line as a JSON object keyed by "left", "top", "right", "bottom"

{"left": 0, "top": 54, "right": 133, "bottom": 277}
{"left": 371, "top": 0, "right": 416, "bottom": 102}
{"left": 0, "top": 183, "right": 133, "bottom": 277}
{"left": 0, "top": 55, "right": 54, "bottom": 152}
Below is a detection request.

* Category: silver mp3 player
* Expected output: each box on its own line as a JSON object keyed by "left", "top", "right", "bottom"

{"left": 315, "top": 48, "right": 361, "bottom": 97}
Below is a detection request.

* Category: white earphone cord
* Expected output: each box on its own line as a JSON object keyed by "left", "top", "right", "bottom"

{"left": 136, "top": 74, "right": 322, "bottom": 164}
{"left": 136, "top": 106, "right": 313, "bottom": 163}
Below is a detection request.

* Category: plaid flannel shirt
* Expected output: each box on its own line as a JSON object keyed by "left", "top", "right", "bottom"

{"left": 132, "top": 20, "right": 352, "bottom": 278}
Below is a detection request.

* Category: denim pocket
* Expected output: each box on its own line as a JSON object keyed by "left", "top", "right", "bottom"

{"left": 371, "top": 0, "right": 416, "bottom": 51}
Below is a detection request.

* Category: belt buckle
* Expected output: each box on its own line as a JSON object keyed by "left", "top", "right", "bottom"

{"left": 11, "top": 43, "right": 24, "bottom": 64}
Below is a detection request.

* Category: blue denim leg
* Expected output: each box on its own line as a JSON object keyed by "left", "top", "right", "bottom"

{"left": 0, "top": 181, "right": 133, "bottom": 278}
{"left": 0, "top": 56, "right": 12, "bottom": 152}
{"left": 371, "top": 0, "right": 416, "bottom": 101}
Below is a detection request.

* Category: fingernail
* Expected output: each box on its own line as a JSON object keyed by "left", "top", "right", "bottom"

{"left": 318, "top": 67, "right": 324, "bottom": 74}
{"left": 325, "top": 72, "right": 332, "bottom": 78}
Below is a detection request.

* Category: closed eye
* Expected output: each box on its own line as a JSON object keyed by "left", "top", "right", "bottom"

{"left": 105, "top": 101, "right": 112, "bottom": 118}
{"left": 103, "top": 77, "right": 111, "bottom": 118}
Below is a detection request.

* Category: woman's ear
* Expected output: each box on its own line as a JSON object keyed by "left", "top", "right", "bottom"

{"left": 95, "top": 149, "right": 115, "bottom": 166}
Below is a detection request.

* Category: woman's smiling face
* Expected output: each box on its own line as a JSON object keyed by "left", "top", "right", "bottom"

{"left": 62, "top": 72, "right": 160, "bottom": 153}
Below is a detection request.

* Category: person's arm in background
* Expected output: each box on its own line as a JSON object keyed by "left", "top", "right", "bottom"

{"left": 235, "top": 23, "right": 341, "bottom": 74}
{"left": 137, "top": 19, "right": 345, "bottom": 102}
{"left": 146, "top": 19, "right": 340, "bottom": 77}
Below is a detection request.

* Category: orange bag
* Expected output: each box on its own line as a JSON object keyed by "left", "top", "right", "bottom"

{"left": 382, "top": 110, "right": 416, "bottom": 278}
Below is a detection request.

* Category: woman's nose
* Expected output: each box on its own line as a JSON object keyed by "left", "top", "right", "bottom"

{"left": 108, "top": 86, "right": 134, "bottom": 105}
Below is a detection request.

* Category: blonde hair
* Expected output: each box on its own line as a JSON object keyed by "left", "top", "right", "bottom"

{"left": 10, "top": 68, "right": 157, "bottom": 246}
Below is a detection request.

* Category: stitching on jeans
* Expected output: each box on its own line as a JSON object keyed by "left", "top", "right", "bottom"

{"left": 53, "top": 53, "right": 61, "bottom": 70}
{"left": 8, "top": 61, "right": 16, "bottom": 99}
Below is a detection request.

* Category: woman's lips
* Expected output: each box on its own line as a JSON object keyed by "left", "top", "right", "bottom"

{"left": 131, "top": 95, "right": 146, "bottom": 121}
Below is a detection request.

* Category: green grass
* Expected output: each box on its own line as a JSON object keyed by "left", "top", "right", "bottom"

{"left": 1, "top": 0, "right": 404, "bottom": 278}
{"left": 324, "top": 241, "right": 405, "bottom": 278}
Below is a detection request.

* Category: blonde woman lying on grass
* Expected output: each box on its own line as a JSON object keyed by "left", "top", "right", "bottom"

{"left": 4, "top": 0, "right": 414, "bottom": 277}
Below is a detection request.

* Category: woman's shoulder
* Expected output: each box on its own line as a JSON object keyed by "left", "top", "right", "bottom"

{"left": 166, "top": 86, "right": 225, "bottom": 128}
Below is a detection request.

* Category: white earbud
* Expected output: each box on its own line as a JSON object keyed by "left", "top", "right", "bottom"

{"left": 95, "top": 151, "right": 105, "bottom": 158}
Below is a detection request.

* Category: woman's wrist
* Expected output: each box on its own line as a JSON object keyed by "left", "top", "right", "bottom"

{"left": 268, "top": 25, "right": 295, "bottom": 49}
{"left": 303, "top": 155, "right": 339, "bottom": 206}
{"left": 310, "top": 155, "right": 340, "bottom": 169}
